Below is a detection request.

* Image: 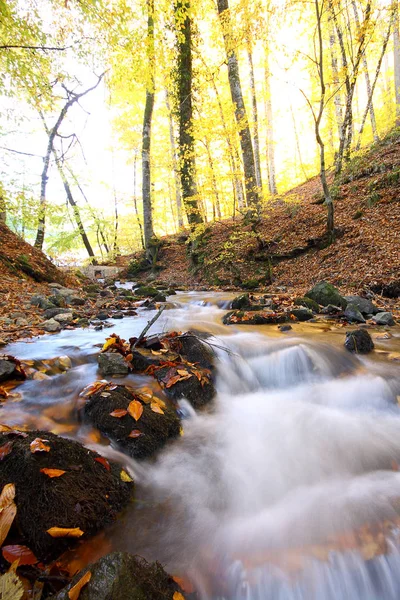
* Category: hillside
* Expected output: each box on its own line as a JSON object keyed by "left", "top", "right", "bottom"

{"left": 120, "top": 129, "right": 400, "bottom": 296}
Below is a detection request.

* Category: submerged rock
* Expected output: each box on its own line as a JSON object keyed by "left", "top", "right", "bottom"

{"left": 372, "top": 312, "right": 395, "bottom": 326}
{"left": 305, "top": 281, "right": 347, "bottom": 309}
{"left": 54, "top": 552, "right": 179, "bottom": 600}
{"left": 344, "top": 329, "right": 374, "bottom": 354}
{"left": 83, "top": 384, "right": 181, "bottom": 459}
{"left": 0, "top": 430, "right": 133, "bottom": 560}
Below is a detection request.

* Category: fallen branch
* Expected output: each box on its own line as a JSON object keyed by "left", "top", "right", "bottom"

{"left": 132, "top": 305, "right": 165, "bottom": 348}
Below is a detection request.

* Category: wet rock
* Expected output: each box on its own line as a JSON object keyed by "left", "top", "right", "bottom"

{"left": 279, "top": 324, "right": 292, "bottom": 332}
{"left": 44, "top": 307, "right": 69, "bottom": 320}
{"left": 83, "top": 384, "right": 180, "bottom": 459}
{"left": 231, "top": 293, "right": 252, "bottom": 310}
{"left": 0, "top": 430, "right": 133, "bottom": 560}
{"left": 54, "top": 552, "right": 179, "bottom": 600}
{"left": 0, "top": 355, "right": 26, "bottom": 382}
{"left": 69, "top": 296, "right": 86, "bottom": 306}
{"left": 305, "top": 281, "right": 347, "bottom": 309}
{"left": 344, "top": 303, "right": 366, "bottom": 323}
{"left": 113, "top": 312, "right": 124, "bottom": 319}
{"left": 294, "top": 296, "right": 320, "bottom": 312}
{"left": 134, "top": 286, "right": 159, "bottom": 298}
{"left": 290, "top": 308, "right": 314, "bottom": 322}
{"left": 78, "top": 317, "right": 90, "bottom": 327}
{"left": 53, "top": 313, "right": 74, "bottom": 324}
{"left": 154, "top": 293, "right": 166, "bottom": 302}
{"left": 344, "top": 329, "right": 374, "bottom": 354}
{"left": 321, "top": 304, "right": 342, "bottom": 315}
{"left": 344, "top": 295, "right": 379, "bottom": 315}
{"left": 96, "top": 311, "right": 110, "bottom": 321}
{"left": 223, "top": 310, "right": 288, "bottom": 325}
{"left": 98, "top": 353, "right": 129, "bottom": 376}
{"left": 41, "top": 318, "right": 62, "bottom": 332}
{"left": 372, "top": 312, "right": 395, "bottom": 326}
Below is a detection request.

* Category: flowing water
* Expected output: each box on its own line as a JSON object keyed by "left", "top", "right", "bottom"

{"left": 3, "top": 291, "right": 400, "bottom": 599}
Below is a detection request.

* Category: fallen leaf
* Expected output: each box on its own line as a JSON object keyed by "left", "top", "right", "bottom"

{"left": 2, "top": 545, "right": 38, "bottom": 565}
{"left": 102, "top": 338, "right": 116, "bottom": 352}
{"left": 165, "top": 375, "right": 181, "bottom": 389}
{"left": 94, "top": 457, "right": 110, "bottom": 471}
{"left": 120, "top": 470, "right": 133, "bottom": 482}
{"left": 173, "top": 592, "right": 185, "bottom": 600}
{"left": 0, "top": 484, "right": 15, "bottom": 511}
{"left": 177, "top": 369, "right": 189, "bottom": 376}
{"left": 0, "top": 569, "right": 24, "bottom": 600}
{"left": 68, "top": 571, "right": 92, "bottom": 600}
{"left": 47, "top": 527, "right": 84, "bottom": 538}
{"left": 172, "top": 576, "right": 194, "bottom": 594}
{"left": 0, "top": 425, "right": 13, "bottom": 432}
{"left": 40, "top": 468, "right": 66, "bottom": 478}
{"left": 128, "top": 429, "right": 143, "bottom": 438}
{"left": 100, "top": 392, "right": 111, "bottom": 398}
{"left": 0, "top": 502, "right": 17, "bottom": 546}
{"left": 109, "top": 408, "right": 128, "bottom": 418}
{"left": 30, "top": 438, "right": 50, "bottom": 453}
{"left": 0, "top": 387, "right": 9, "bottom": 399}
{"left": 0, "top": 443, "right": 13, "bottom": 461}
{"left": 128, "top": 400, "right": 143, "bottom": 421}
{"left": 150, "top": 402, "right": 164, "bottom": 415}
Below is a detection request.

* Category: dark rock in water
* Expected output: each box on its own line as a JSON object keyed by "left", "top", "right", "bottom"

{"left": 344, "top": 295, "right": 379, "bottom": 315}
{"left": 305, "top": 281, "right": 347, "bottom": 309}
{"left": 165, "top": 289, "right": 177, "bottom": 296}
{"left": 134, "top": 286, "right": 159, "bottom": 298}
{"left": 344, "top": 329, "right": 374, "bottom": 354}
{"left": 294, "top": 296, "right": 320, "bottom": 313}
{"left": 154, "top": 293, "right": 166, "bottom": 302}
{"left": 83, "top": 384, "right": 181, "bottom": 460}
{"left": 372, "top": 312, "right": 395, "bottom": 326}
{"left": 113, "top": 312, "right": 124, "bottom": 319}
{"left": 0, "top": 430, "right": 132, "bottom": 560}
{"left": 344, "top": 303, "right": 366, "bottom": 323}
{"left": 96, "top": 311, "right": 110, "bottom": 321}
{"left": 279, "top": 324, "right": 292, "bottom": 332}
{"left": 98, "top": 352, "right": 129, "bottom": 376}
{"left": 321, "top": 304, "right": 342, "bottom": 315}
{"left": 178, "top": 331, "right": 215, "bottom": 368}
{"left": 223, "top": 310, "right": 288, "bottom": 325}
{"left": 290, "top": 308, "right": 314, "bottom": 322}
{"left": 231, "top": 293, "right": 252, "bottom": 310}
{"left": 54, "top": 552, "right": 179, "bottom": 600}
{"left": 0, "top": 355, "right": 25, "bottom": 383}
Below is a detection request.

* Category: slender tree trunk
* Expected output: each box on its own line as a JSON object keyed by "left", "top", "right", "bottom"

{"left": 174, "top": 0, "right": 203, "bottom": 228}
{"left": 113, "top": 189, "right": 119, "bottom": 256}
{"left": 394, "top": 1, "right": 400, "bottom": 125}
{"left": 204, "top": 138, "right": 222, "bottom": 219}
{"left": 217, "top": 0, "right": 260, "bottom": 216}
{"left": 165, "top": 89, "right": 184, "bottom": 228}
{"left": 356, "top": 15, "right": 393, "bottom": 149}
{"left": 290, "top": 104, "right": 309, "bottom": 180}
{"left": 247, "top": 38, "right": 262, "bottom": 191}
{"left": 142, "top": 0, "right": 156, "bottom": 259}
{"left": 264, "top": 37, "right": 277, "bottom": 195}
{"left": 133, "top": 151, "right": 145, "bottom": 250}
{"left": 328, "top": 23, "right": 344, "bottom": 144}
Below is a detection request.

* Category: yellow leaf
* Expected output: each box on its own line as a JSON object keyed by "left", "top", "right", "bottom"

{"left": 102, "top": 338, "right": 116, "bottom": 351}
{"left": 0, "top": 484, "right": 15, "bottom": 512}
{"left": 40, "top": 468, "right": 66, "bottom": 478}
{"left": 30, "top": 438, "right": 50, "bottom": 453}
{"left": 0, "top": 502, "right": 17, "bottom": 546}
{"left": 151, "top": 402, "right": 164, "bottom": 415}
{"left": 120, "top": 470, "right": 133, "bottom": 482}
{"left": 68, "top": 571, "right": 92, "bottom": 600}
{"left": 47, "top": 527, "right": 84, "bottom": 538}
{"left": 173, "top": 593, "right": 185, "bottom": 600}
{"left": 177, "top": 369, "right": 189, "bottom": 376}
{"left": 128, "top": 400, "right": 143, "bottom": 421}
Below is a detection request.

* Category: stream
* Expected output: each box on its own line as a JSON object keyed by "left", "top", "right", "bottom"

{"left": 2, "top": 290, "right": 400, "bottom": 599}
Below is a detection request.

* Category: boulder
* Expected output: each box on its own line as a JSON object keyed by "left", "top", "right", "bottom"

{"left": 290, "top": 308, "right": 314, "bottom": 322}
{"left": 31, "top": 295, "right": 55, "bottom": 310}
{"left": 53, "top": 313, "right": 74, "bottom": 324}
{"left": 55, "top": 287, "right": 76, "bottom": 298}
{"left": 231, "top": 293, "right": 252, "bottom": 310}
{"left": 0, "top": 355, "right": 26, "bottom": 383}
{"left": 96, "top": 311, "right": 110, "bottom": 321}
{"left": 344, "top": 295, "right": 379, "bottom": 315}
{"left": 134, "top": 286, "right": 159, "bottom": 298}
{"left": 305, "top": 281, "right": 347, "bottom": 309}
{"left": 44, "top": 308, "right": 69, "bottom": 320}
{"left": 344, "top": 329, "right": 374, "bottom": 354}
{"left": 98, "top": 353, "right": 130, "bottom": 376}
{"left": 48, "top": 294, "right": 67, "bottom": 308}
{"left": 0, "top": 430, "right": 133, "bottom": 560}
{"left": 321, "top": 304, "right": 342, "bottom": 315}
{"left": 372, "top": 312, "right": 395, "bottom": 326}
{"left": 344, "top": 303, "right": 366, "bottom": 323}
{"left": 112, "top": 312, "right": 124, "bottom": 319}
{"left": 153, "top": 293, "right": 166, "bottom": 302}
{"left": 294, "top": 296, "right": 320, "bottom": 312}
{"left": 223, "top": 310, "right": 287, "bottom": 325}
{"left": 54, "top": 552, "right": 179, "bottom": 600}
{"left": 83, "top": 384, "right": 181, "bottom": 459}
{"left": 48, "top": 283, "right": 63, "bottom": 289}
{"left": 69, "top": 296, "right": 86, "bottom": 306}
{"left": 41, "top": 318, "right": 62, "bottom": 332}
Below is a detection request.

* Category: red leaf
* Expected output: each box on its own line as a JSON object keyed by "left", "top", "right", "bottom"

{"left": 109, "top": 409, "right": 128, "bottom": 418}
{"left": 94, "top": 457, "right": 110, "bottom": 471}
{"left": 2, "top": 544, "right": 38, "bottom": 565}
{"left": 0, "top": 442, "right": 13, "bottom": 461}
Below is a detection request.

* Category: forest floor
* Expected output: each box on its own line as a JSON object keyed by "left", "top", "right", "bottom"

{"left": 119, "top": 128, "right": 400, "bottom": 297}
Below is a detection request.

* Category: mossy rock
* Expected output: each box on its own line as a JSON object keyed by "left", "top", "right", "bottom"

{"left": 134, "top": 286, "right": 159, "bottom": 298}
{"left": 0, "top": 430, "right": 133, "bottom": 561}
{"left": 294, "top": 296, "right": 320, "bottom": 313}
{"left": 223, "top": 310, "right": 288, "bottom": 325}
{"left": 84, "top": 284, "right": 101, "bottom": 294}
{"left": 305, "top": 281, "right": 347, "bottom": 309}
{"left": 54, "top": 552, "right": 180, "bottom": 600}
{"left": 83, "top": 385, "right": 181, "bottom": 459}
{"left": 241, "top": 279, "right": 259, "bottom": 290}
{"left": 344, "top": 330, "right": 374, "bottom": 354}
{"left": 231, "top": 293, "right": 252, "bottom": 310}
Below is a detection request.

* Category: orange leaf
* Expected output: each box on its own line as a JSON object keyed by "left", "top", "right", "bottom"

{"left": 150, "top": 402, "right": 164, "bottom": 415}
{"left": 0, "top": 387, "right": 9, "bottom": 399}
{"left": 47, "top": 527, "right": 84, "bottom": 538}
{"left": 172, "top": 576, "right": 194, "bottom": 594}
{"left": 94, "top": 457, "right": 110, "bottom": 471}
{"left": 173, "top": 592, "right": 185, "bottom": 600}
{"left": 128, "top": 400, "right": 143, "bottom": 421}
{"left": 125, "top": 354, "right": 133, "bottom": 362}
{"left": 165, "top": 375, "right": 181, "bottom": 389}
{"left": 128, "top": 430, "right": 143, "bottom": 438}
{"left": 30, "top": 438, "right": 50, "bottom": 453}
{"left": 68, "top": 570, "right": 92, "bottom": 600}
{"left": 0, "top": 483, "right": 15, "bottom": 511}
{"left": 109, "top": 409, "right": 128, "bottom": 418}
{"left": 2, "top": 545, "right": 38, "bottom": 565}
{"left": 0, "top": 501, "right": 17, "bottom": 545}
{"left": 40, "top": 468, "right": 66, "bottom": 478}
{"left": 0, "top": 442, "right": 13, "bottom": 461}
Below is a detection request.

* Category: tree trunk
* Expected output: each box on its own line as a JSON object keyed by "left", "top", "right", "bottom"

{"left": 133, "top": 150, "right": 145, "bottom": 250}
{"left": 247, "top": 39, "right": 262, "bottom": 191}
{"left": 394, "top": 1, "right": 400, "bottom": 125}
{"left": 264, "top": 40, "right": 277, "bottom": 195}
{"left": 205, "top": 138, "right": 222, "bottom": 219}
{"left": 142, "top": 0, "right": 156, "bottom": 259}
{"left": 217, "top": 0, "right": 260, "bottom": 216}
{"left": 165, "top": 89, "right": 184, "bottom": 228}
{"left": 174, "top": 0, "right": 204, "bottom": 228}
{"left": 328, "top": 23, "right": 344, "bottom": 145}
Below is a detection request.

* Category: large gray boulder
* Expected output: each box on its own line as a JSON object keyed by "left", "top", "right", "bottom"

{"left": 344, "top": 295, "right": 379, "bottom": 315}
{"left": 344, "top": 303, "right": 366, "bottom": 323}
{"left": 372, "top": 312, "right": 395, "bottom": 326}
{"left": 305, "top": 281, "right": 347, "bottom": 309}
{"left": 54, "top": 552, "right": 179, "bottom": 600}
